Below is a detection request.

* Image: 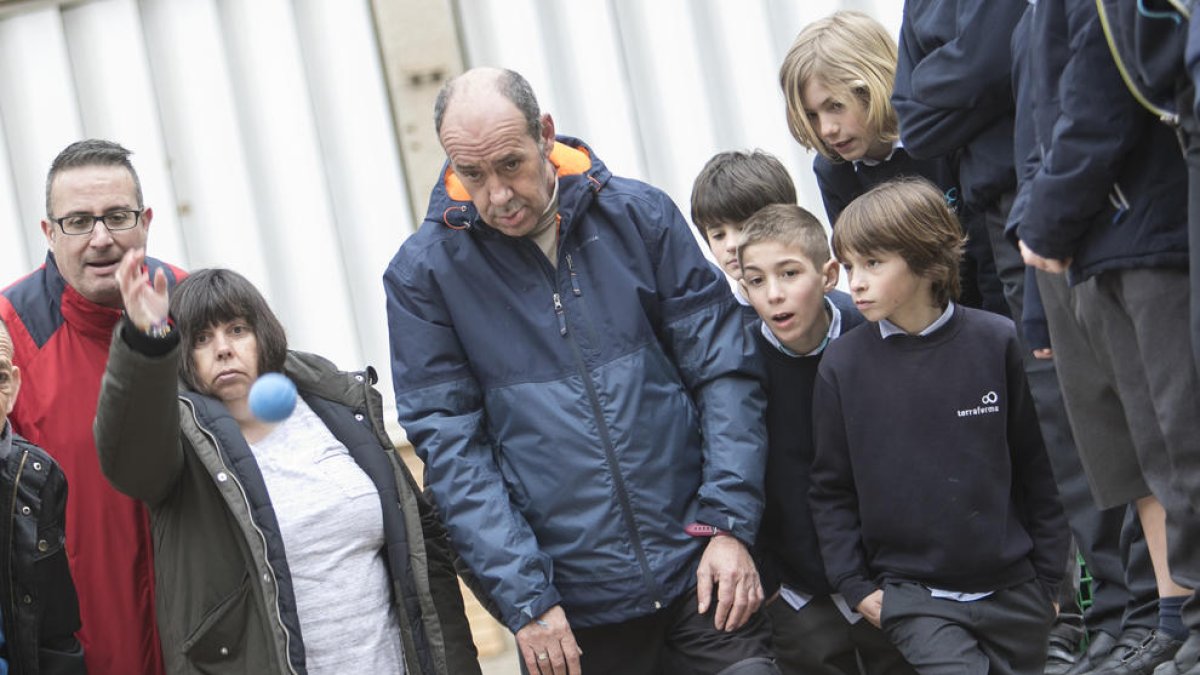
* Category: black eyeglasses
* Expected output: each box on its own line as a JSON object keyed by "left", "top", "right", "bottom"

{"left": 52, "top": 209, "right": 143, "bottom": 236}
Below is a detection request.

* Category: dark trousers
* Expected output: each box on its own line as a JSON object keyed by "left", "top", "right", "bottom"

{"left": 765, "top": 595, "right": 914, "bottom": 675}
{"left": 521, "top": 590, "right": 780, "bottom": 675}
{"left": 880, "top": 581, "right": 1055, "bottom": 675}
{"left": 981, "top": 194, "right": 1157, "bottom": 638}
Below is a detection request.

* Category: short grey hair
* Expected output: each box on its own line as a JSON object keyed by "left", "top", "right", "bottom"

{"left": 45, "top": 139, "right": 143, "bottom": 216}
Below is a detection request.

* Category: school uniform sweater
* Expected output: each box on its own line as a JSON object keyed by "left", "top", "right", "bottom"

{"left": 810, "top": 306, "right": 1068, "bottom": 610}
{"left": 813, "top": 149, "right": 959, "bottom": 227}
{"left": 755, "top": 292, "right": 863, "bottom": 597}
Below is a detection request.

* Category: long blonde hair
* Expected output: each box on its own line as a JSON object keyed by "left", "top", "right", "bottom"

{"left": 779, "top": 11, "right": 899, "bottom": 161}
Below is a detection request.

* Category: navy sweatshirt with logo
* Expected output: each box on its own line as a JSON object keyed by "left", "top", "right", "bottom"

{"left": 810, "top": 306, "right": 1068, "bottom": 610}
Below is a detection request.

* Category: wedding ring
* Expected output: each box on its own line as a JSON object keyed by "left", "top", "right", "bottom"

{"left": 537, "top": 652, "right": 549, "bottom": 661}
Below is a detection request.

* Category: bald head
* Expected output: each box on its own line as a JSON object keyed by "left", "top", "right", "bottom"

{"left": 435, "top": 68, "right": 543, "bottom": 143}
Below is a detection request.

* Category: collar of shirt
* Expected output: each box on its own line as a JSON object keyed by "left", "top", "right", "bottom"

{"left": 854, "top": 138, "right": 904, "bottom": 169}
{"left": 0, "top": 420, "right": 10, "bottom": 460}
{"left": 879, "top": 301, "right": 955, "bottom": 339}
{"left": 761, "top": 296, "right": 842, "bottom": 357}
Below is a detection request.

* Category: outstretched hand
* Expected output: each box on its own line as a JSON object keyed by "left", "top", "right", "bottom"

{"left": 115, "top": 248, "right": 169, "bottom": 332}
{"left": 696, "top": 534, "right": 763, "bottom": 632}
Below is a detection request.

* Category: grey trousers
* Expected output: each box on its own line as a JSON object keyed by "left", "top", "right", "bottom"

{"left": 1074, "top": 269, "right": 1200, "bottom": 628}
{"left": 984, "top": 194, "right": 1157, "bottom": 637}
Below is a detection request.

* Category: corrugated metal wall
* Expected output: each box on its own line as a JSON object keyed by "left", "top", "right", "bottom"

{"left": 0, "top": 0, "right": 904, "bottom": 426}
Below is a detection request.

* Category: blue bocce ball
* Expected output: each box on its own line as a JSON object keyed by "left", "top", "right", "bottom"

{"left": 249, "top": 372, "right": 297, "bottom": 422}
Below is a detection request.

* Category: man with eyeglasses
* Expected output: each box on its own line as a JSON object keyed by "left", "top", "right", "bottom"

{"left": 0, "top": 139, "right": 185, "bottom": 675}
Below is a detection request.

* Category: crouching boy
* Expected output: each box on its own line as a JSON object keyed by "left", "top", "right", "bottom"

{"left": 738, "top": 204, "right": 914, "bottom": 675}
{"left": 809, "top": 178, "right": 1069, "bottom": 675}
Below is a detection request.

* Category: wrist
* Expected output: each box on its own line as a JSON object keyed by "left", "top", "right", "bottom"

{"left": 684, "top": 522, "right": 730, "bottom": 538}
{"left": 147, "top": 316, "right": 172, "bottom": 338}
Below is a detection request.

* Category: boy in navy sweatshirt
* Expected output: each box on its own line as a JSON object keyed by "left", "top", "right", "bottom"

{"left": 738, "top": 204, "right": 912, "bottom": 675}
{"left": 811, "top": 178, "right": 1069, "bottom": 675}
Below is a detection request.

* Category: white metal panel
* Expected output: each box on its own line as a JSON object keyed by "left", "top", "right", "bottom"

{"left": 61, "top": 0, "right": 187, "bottom": 266}
{"left": 215, "top": 0, "right": 359, "bottom": 368}
{"left": 139, "top": 0, "right": 268, "bottom": 287}
{"left": 293, "top": 0, "right": 413, "bottom": 382}
{"left": 0, "top": 124, "right": 27, "bottom": 280}
{"left": 0, "top": 7, "right": 81, "bottom": 266}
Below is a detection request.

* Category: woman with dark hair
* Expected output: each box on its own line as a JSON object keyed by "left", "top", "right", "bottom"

{"left": 93, "top": 249, "right": 480, "bottom": 675}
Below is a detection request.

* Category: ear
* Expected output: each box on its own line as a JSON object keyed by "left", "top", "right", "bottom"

{"left": 141, "top": 206, "right": 154, "bottom": 234}
{"left": 821, "top": 258, "right": 839, "bottom": 293}
{"left": 737, "top": 277, "right": 750, "bottom": 297}
{"left": 5, "top": 364, "right": 19, "bottom": 416}
{"left": 41, "top": 218, "right": 55, "bottom": 247}
{"left": 540, "top": 113, "right": 556, "bottom": 157}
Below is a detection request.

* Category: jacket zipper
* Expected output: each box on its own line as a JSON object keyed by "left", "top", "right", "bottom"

{"left": 182, "top": 399, "right": 300, "bottom": 675}
{"left": 530, "top": 243, "right": 664, "bottom": 609}
{"left": 6, "top": 450, "right": 27, "bottom": 658}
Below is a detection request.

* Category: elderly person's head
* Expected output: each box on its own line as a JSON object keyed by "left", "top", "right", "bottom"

{"left": 170, "top": 269, "right": 288, "bottom": 401}
{"left": 433, "top": 68, "right": 557, "bottom": 237}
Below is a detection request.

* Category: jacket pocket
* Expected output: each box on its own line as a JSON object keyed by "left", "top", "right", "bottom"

{"left": 182, "top": 575, "right": 260, "bottom": 673}
{"left": 34, "top": 524, "right": 83, "bottom": 643}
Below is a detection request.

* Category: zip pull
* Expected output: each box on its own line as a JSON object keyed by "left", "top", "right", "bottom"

{"left": 565, "top": 254, "right": 582, "bottom": 296}
{"left": 553, "top": 292, "right": 568, "bottom": 336}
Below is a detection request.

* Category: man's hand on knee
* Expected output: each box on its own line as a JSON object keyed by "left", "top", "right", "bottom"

{"left": 517, "top": 605, "right": 583, "bottom": 675}
{"left": 695, "top": 535, "right": 763, "bottom": 632}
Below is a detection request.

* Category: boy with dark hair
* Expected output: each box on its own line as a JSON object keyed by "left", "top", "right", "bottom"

{"left": 738, "top": 204, "right": 912, "bottom": 675}
{"left": 690, "top": 150, "right": 798, "bottom": 282}
{"left": 811, "top": 178, "right": 1069, "bottom": 675}
{"left": 0, "top": 318, "right": 86, "bottom": 674}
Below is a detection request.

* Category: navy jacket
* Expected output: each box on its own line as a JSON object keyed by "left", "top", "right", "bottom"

{"left": 892, "top": 0, "right": 1026, "bottom": 210}
{"left": 1008, "top": 6, "right": 1051, "bottom": 352}
{"left": 384, "top": 136, "right": 768, "bottom": 631}
{"left": 1015, "top": 0, "right": 1188, "bottom": 284}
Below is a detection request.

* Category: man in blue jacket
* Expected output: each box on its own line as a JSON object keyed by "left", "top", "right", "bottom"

{"left": 384, "top": 67, "right": 776, "bottom": 675}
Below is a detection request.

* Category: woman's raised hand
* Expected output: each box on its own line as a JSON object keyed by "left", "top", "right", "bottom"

{"left": 116, "top": 248, "right": 170, "bottom": 334}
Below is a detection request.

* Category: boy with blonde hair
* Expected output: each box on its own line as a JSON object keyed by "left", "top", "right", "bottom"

{"left": 738, "top": 204, "right": 912, "bottom": 675}
{"left": 810, "top": 178, "right": 1068, "bottom": 675}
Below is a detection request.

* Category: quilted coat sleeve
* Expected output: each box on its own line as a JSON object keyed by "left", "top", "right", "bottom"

{"left": 93, "top": 321, "right": 186, "bottom": 507}
{"left": 645, "top": 189, "right": 769, "bottom": 544}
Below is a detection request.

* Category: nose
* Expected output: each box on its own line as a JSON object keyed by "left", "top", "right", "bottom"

{"left": 849, "top": 267, "right": 866, "bottom": 292}
{"left": 487, "top": 176, "right": 513, "bottom": 206}
{"left": 766, "top": 277, "right": 785, "bottom": 303}
{"left": 211, "top": 333, "right": 234, "bottom": 358}
{"left": 820, "top": 114, "right": 838, "bottom": 140}
{"left": 87, "top": 220, "right": 115, "bottom": 247}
